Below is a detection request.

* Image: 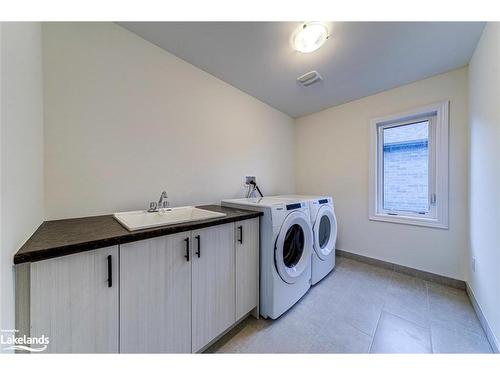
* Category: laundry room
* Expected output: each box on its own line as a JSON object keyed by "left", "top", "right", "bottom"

{"left": 1, "top": 1, "right": 499, "bottom": 373}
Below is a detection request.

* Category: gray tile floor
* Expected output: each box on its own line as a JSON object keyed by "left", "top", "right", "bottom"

{"left": 207, "top": 256, "right": 493, "bottom": 353}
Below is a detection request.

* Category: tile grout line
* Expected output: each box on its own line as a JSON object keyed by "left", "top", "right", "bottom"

{"left": 368, "top": 311, "right": 383, "bottom": 353}
{"left": 375, "top": 270, "right": 434, "bottom": 353}
{"left": 379, "top": 308, "right": 430, "bottom": 330}
{"left": 425, "top": 281, "right": 434, "bottom": 353}
{"left": 368, "top": 266, "right": 398, "bottom": 353}
{"left": 368, "top": 287, "right": 388, "bottom": 353}
{"left": 376, "top": 310, "right": 434, "bottom": 353}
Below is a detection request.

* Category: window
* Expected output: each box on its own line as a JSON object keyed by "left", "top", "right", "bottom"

{"left": 369, "top": 101, "right": 449, "bottom": 228}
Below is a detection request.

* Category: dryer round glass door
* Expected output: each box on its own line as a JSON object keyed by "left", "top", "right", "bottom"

{"left": 274, "top": 211, "right": 313, "bottom": 284}
{"left": 313, "top": 205, "right": 337, "bottom": 260}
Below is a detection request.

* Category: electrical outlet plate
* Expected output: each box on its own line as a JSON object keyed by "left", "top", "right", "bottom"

{"left": 245, "top": 176, "right": 256, "bottom": 185}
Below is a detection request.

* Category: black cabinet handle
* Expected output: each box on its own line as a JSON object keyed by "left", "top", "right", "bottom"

{"left": 238, "top": 225, "right": 243, "bottom": 244}
{"left": 184, "top": 237, "right": 190, "bottom": 262}
{"left": 107, "top": 255, "right": 112, "bottom": 288}
{"left": 195, "top": 235, "right": 201, "bottom": 258}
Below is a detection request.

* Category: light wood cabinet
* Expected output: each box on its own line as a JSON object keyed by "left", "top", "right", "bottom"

{"left": 30, "top": 246, "right": 119, "bottom": 353}
{"left": 119, "top": 233, "right": 191, "bottom": 353}
{"left": 235, "top": 218, "right": 260, "bottom": 320}
{"left": 191, "top": 223, "right": 235, "bottom": 352}
{"left": 22, "top": 219, "right": 259, "bottom": 353}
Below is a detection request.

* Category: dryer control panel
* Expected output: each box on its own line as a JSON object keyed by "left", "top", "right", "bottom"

{"left": 285, "top": 202, "right": 306, "bottom": 210}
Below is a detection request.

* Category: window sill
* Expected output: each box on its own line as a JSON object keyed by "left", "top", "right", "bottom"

{"left": 369, "top": 213, "right": 448, "bottom": 229}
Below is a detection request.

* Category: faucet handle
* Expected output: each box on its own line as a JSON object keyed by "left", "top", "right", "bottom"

{"left": 148, "top": 202, "right": 158, "bottom": 212}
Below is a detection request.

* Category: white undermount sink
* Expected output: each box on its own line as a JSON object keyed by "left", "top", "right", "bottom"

{"left": 113, "top": 206, "right": 227, "bottom": 231}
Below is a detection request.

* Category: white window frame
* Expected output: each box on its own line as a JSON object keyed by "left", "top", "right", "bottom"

{"left": 369, "top": 101, "right": 449, "bottom": 229}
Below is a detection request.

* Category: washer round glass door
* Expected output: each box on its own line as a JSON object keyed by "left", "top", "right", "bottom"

{"left": 313, "top": 205, "right": 337, "bottom": 260}
{"left": 274, "top": 211, "right": 313, "bottom": 284}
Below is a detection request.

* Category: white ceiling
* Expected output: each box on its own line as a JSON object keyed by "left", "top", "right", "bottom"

{"left": 118, "top": 22, "right": 485, "bottom": 118}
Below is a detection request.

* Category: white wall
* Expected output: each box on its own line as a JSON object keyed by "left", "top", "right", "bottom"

{"left": 0, "top": 23, "right": 44, "bottom": 338}
{"left": 43, "top": 23, "right": 295, "bottom": 220}
{"left": 295, "top": 68, "right": 469, "bottom": 279}
{"left": 468, "top": 23, "right": 500, "bottom": 350}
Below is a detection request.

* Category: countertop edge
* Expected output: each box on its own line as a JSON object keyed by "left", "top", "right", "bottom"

{"left": 14, "top": 206, "right": 262, "bottom": 265}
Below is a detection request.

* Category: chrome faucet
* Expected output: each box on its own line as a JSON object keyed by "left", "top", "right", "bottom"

{"left": 148, "top": 191, "right": 169, "bottom": 212}
{"left": 158, "top": 191, "right": 169, "bottom": 209}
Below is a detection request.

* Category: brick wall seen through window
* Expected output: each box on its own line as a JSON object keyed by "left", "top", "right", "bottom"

{"left": 382, "top": 121, "right": 429, "bottom": 213}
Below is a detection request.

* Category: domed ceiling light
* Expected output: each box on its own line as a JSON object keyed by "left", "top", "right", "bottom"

{"left": 292, "top": 22, "right": 329, "bottom": 53}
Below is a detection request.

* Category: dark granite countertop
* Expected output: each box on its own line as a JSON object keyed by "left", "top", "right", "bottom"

{"left": 14, "top": 205, "right": 262, "bottom": 264}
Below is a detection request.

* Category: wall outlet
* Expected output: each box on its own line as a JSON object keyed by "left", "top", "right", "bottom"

{"left": 245, "top": 176, "right": 256, "bottom": 185}
{"left": 472, "top": 257, "right": 476, "bottom": 273}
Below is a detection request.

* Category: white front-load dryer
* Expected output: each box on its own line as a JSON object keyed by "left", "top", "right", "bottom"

{"left": 271, "top": 195, "right": 337, "bottom": 285}
{"left": 221, "top": 197, "right": 313, "bottom": 319}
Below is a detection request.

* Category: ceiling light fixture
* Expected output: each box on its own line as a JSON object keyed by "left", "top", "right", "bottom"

{"left": 292, "top": 22, "right": 329, "bottom": 53}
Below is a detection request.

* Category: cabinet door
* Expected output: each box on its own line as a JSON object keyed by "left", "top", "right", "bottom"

{"left": 191, "top": 223, "right": 235, "bottom": 352}
{"left": 235, "top": 218, "right": 260, "bottom": 320}
{"left": 30, "top": 246, "right": 119, "bottom": 353}
{"left": 120, "top": 233, "right": 191, "bottom": 353}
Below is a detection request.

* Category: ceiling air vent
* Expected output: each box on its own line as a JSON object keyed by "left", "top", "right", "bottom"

{"left": 297, "top": 70, "right": 322, "bottom": 87}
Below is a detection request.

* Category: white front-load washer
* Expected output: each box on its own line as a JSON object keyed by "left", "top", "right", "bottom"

{"left": 271, "top": 195, "right": 337, "bottom": 285}
{"left": 221, "top": 197, "right": 313, "bottom": 319}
